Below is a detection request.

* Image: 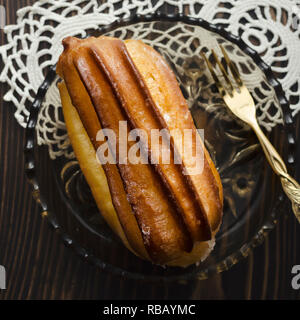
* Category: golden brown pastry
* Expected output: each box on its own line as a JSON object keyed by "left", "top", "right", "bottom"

{"left": 57, "top": 36, "right": 223, "bottom": 267}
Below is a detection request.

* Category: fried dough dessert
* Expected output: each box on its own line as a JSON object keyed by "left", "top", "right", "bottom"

{"left": 57, "top": 36, "right": 223, "bottom": 267}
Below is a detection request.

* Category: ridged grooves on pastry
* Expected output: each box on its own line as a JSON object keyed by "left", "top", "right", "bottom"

{"left": 89, "top": 38, "right": 212, "bottom": 242}
{"left": 57, "top": 36, "right": 223, "bottom": 265}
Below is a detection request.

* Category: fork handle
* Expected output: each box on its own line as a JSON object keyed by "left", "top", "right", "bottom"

{"left": 251, "top": 121, "right": 300, "bottom": 223}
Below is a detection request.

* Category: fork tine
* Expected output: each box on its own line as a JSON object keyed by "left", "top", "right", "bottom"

{"left": 220, "top": 44, "right": 244, "bottom": 87}
{"left": 200, "top": 51, "right": 226, "bottom": 97}
{"left": 211, "top": 49, "right": 234, "bottom": 94}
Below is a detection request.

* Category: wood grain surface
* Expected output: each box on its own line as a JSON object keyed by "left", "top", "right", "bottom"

{"left": 0, "top": 0, "right": 299, "bottom": 300}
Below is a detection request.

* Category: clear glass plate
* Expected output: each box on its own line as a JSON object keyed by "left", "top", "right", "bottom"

{"left": 25, "top": 14, "right": 296, "bottom": 282}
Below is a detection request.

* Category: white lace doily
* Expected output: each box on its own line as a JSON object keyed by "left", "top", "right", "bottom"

{"left": 0, "top": 0, "right": 299, "bottom": 159}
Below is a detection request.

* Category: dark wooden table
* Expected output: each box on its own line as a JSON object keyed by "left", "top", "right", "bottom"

{"left": 0, "top": 0, "right": 299, "bottom": 300}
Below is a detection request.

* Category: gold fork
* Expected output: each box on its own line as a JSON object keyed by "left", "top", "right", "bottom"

{"left": 201, "top": 45, "right": 300, "bottom": 222}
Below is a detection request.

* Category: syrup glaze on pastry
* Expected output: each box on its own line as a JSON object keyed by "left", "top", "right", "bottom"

{"left": 57, "top": 36, "right": 223, "bottom": 266}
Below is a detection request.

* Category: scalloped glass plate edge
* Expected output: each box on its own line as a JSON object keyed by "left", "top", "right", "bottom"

{"left": 24, "top": 13, "right": 296, "bottom": 283}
